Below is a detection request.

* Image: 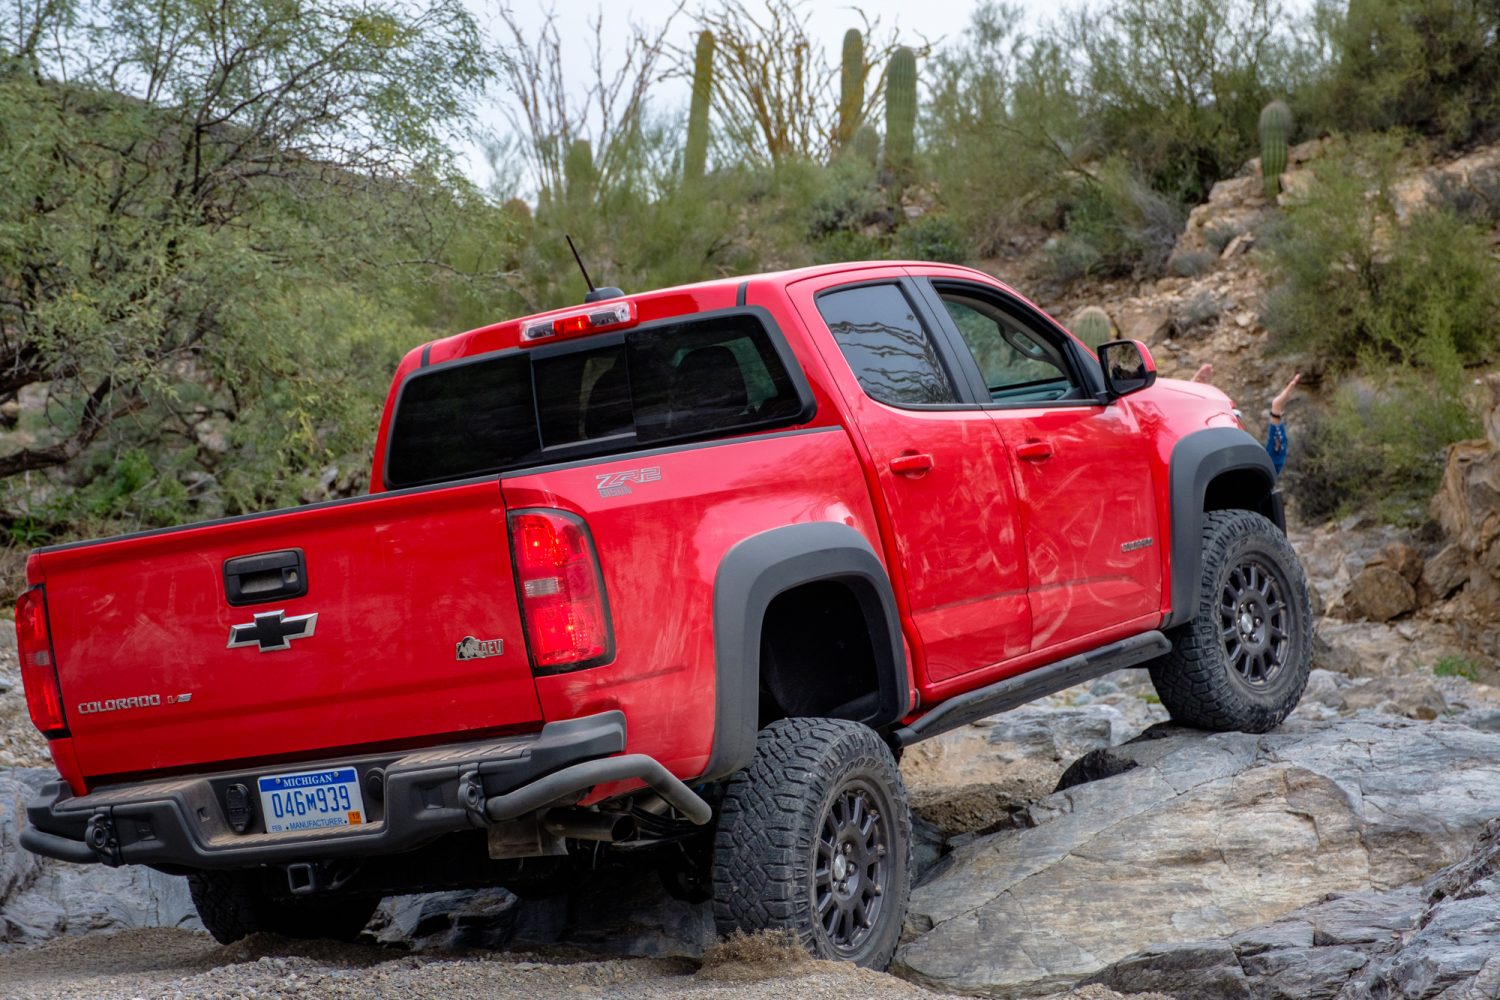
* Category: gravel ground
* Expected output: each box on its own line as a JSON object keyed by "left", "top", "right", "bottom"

{"left": 0, "top": 928, "right": 1168, "bottom": 1000}
{"left": 0, "top": 928, "right": 957, "bottom": 1000}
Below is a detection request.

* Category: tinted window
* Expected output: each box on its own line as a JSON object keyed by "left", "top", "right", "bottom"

{"left": 938, "top": 292, "right": 1080, "bottom": 403}
{"left": 817, "top": 284, "right": 957, "bottom": 406}
{"left": 386, "top": 313, "right": 807, "bottom": 487}
{"left": 385, "top": 353, "right": 539, "bottom": 487}
{"left": 629, "top": 317, "right": 804, "bottom": 442}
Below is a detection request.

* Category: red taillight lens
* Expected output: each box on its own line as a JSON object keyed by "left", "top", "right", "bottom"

{"left": 509, "top": 510, "right": 613, "bottom": 670}
{"left": 15, "top": 587, "right": 66, "bottom": 736}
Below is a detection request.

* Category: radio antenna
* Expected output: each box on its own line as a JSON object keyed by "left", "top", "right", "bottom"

{"left": 565, "top": 234, "right": 596, "bottom": 294}
{"left": 565, "top": 234, "right": 625, "bottom": 303}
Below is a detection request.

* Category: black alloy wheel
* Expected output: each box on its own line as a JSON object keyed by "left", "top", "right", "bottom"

{"left": 711, "top": 718, "right": 912, "bottom": 969}
{"left": 1149, "top": 508, "right": 1313, "bottom": 733}
{"left": 1219, "top": 556, "right": 1291, "bottom": 689}
{"left": 814, "top": 780, "right": 890, "bottom": 954}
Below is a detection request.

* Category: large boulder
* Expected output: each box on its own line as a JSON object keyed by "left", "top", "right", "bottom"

{"left": 1089, "top": 815, "right": 1500, "bottom": 999}
{"left": 1422, "top": 542, "right": 1471, "bottom": 601}
{"left": 892, "top": 717, "right": 1500, "bottom": 997}
{"left": 1432, "top": 375, "right": 1500, "bottom": 597}
{"left": 0, "top": 768, "right": 200, "bottom": 948}
{"left": 1343, "top": 565, "right": 1416, "bottom": 622}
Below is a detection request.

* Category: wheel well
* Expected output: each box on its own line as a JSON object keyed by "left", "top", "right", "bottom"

{"left": 757, "top": 580, "right": 882, "bottom": 729}
{"left": 1202, "top": 467, "right": 1279, "bottom": 527}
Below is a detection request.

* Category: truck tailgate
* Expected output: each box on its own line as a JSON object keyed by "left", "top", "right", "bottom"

{"left": 32, "top": 479, "right": 541, "bottom": 784}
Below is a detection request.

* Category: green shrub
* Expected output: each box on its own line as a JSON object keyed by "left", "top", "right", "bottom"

{"left": 1287, "top": 365, "right": 1480, "bottom": 524}
{"left": 894, "top": 215, "right": 969, "bottom": 264}
{"left": 1048, "top": 160, "right": 1186, "bottom": 282}
{"left": 923, "top": 7, "right": 1082, "bottom": 254}
{"left": 1261, "top": 135, "right": 1500, "bottom": 370}
{"left": 1301, "top": 0, "right": 1500, "bottom": 148}
{"left": 1433, "top": 655, "right": 1483, "bottom": 681}
{"left": 813, "top": 228, "right": 886, "bottom": 264}
{"left": 1203, "top": 222, "right": 1241, "bottom": 254}
{"left": 1068, "top": 0, "right": 1298, "bottom": 202}
{"left": 1170, "top": 249, "right": 1216, "bottom": 277}
{"left": 805, "top": 157, "right": 884, "bottom": 240}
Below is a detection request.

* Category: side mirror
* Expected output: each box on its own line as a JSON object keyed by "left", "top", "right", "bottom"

{"left": 1097, "top": 339, "right": 1157, "bottom": 399}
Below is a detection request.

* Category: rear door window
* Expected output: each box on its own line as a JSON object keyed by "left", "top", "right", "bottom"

{"left": 385, "top": 311, "right": 810, "bottom": 488}
{"left": 815, "top": 283, "right": 959, "bottom": 407}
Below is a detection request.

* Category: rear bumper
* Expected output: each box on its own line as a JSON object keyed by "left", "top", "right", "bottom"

{"left": 21, "top": 711, "right": 635, "bottom": 870}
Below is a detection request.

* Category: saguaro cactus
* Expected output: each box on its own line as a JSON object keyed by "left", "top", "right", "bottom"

{"left": 564, "top": 139, "right": 596, "bottom": 206}
{"left": 501, "top": 197, "right": 533, "bottom": 229}
{"left": 1072, "top": 306, "right": 1114, "bottom": 352}
{"left": 685, "top": 31, "right": 714, "bottom": 182}
{"left": 1259, "top": 101, "right": 1292, "bottom": 200}
{"left": 852, "top": 124, "right": 880, "bottom": 167}
{"left": 838, "top": 28, "right": 864, "bottom": 151}
{"left": 884, "top": 46, "right": 917, "bottom": 180}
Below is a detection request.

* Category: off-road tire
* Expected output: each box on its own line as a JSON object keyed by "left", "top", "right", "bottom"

{"left": 1149, "top": 509, "right": 1313, "bottom": 733}
{"left": 188, "top": 870, "right": 379, "bottom": 944}
{"left": 711, "top": 718, "right": 912, "bottom": 970}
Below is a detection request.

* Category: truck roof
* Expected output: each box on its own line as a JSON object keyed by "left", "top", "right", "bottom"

{"left": 407, "top": 260, "right": 1009, "bottom": 370}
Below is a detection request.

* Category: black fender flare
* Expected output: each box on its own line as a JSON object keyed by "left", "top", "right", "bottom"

{"left": 699, "top": 521, "right": 908, "bottom": 782}
{"left": 1163, "top": 426, "right": 1285, "bottom": 629}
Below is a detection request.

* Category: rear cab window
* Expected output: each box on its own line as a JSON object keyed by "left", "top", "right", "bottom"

{"left": 384, "top": 309, "right": 813, "bottom": 488}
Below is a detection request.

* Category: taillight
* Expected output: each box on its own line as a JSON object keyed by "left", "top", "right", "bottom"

{"left": 508, "top": 510, "right": 613, "bottom": 671}
{"left": 15, "top": 586, "right": 67, "bottom": 736}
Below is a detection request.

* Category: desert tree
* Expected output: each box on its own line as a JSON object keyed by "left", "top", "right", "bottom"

{"left": 0, "top": 0, "right": 497, "bottom": 514}
{"left": 686, "top": 0, "right": 925, "bottom": 166}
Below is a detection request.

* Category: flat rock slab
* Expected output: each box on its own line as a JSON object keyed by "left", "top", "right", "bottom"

{"left": 1089, "top": 816, "right": 1500, "bottom": 999}
{"left": 893, "top": 716, "right": 1500, "bottom": 997}
{"left": 0, "top": 769, "right": 199, "bottom": 949}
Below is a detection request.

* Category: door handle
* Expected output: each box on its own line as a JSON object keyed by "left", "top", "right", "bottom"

{"left": 889, "top": 452, "right": 934, "bottom": 476}
{"left": 1017, "top": 439, "right": 1054, "bottom": 461}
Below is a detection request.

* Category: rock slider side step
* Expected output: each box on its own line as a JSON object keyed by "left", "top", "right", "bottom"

{"left": 894, "top": 630, "right": 1171, "bottom": 746}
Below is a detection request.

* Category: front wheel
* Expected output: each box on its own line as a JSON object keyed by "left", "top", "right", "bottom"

{"left": 710, "top": 718, "right": 912, "bottom": 970}
{"left": 1149, "top": 508, "right": 1313, "bottom": 733}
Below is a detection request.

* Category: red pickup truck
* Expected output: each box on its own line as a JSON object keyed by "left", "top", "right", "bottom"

{"left": 16, "top": 262, "right": 1311, "bottom": 968}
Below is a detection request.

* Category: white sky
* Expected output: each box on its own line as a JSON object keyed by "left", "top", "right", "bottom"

{"left": 463, "top": 0, "right": 1034, "bottom": 187}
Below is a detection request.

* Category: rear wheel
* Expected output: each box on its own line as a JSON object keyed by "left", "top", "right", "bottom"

{"left": 188, "top": 870, "right": 379, "bottom": 944}
{"left": 1150, "top": 509, "right": 1313, "bottom": 733}
{"left": 710, "top": 718, "right": 911, "bottom": 970}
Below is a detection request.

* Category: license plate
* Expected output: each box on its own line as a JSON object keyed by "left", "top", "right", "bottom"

{"left": 256, "top": 766, "right": 366, "bottom": 834}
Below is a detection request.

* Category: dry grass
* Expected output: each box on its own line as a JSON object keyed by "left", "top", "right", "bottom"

{"left": 696, "top": 929, "right": 817, "bottom": 981}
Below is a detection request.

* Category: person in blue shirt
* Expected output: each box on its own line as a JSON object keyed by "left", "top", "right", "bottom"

{"left": 1264, "top": 372, "right": 1299, "bottom": 474}
{"left": 1193, "top": 367, "right": 1300, "bottom": 476}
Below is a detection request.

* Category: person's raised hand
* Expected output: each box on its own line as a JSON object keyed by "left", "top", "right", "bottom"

{"left": 1191, "top": 363, "right": 1214, "bottom": 384}
{"left": 1271, "top": 373, "right": 1301, "bottom": 418}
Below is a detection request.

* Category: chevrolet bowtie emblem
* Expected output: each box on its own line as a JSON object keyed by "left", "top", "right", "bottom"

{"left": 227, "top": 610, "right": 319, "bottom": 653}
